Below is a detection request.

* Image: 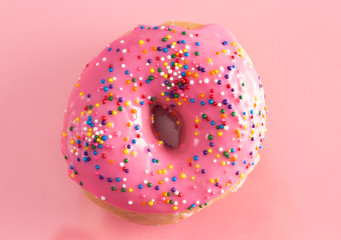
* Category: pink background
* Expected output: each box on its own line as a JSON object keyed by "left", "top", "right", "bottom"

{"left": 1, "top": 0, "right": 340, "bottom": 239}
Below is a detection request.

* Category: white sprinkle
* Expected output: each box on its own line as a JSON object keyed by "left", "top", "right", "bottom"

{"left": 145, "top": 170, "right": 149, "bottom": 174}
{"left": 119, "top": 162, "right": 124, "bottom": 167}
{"left": 196, "top": 201, "right": 200, "bottom": 204}
{"left": 219, "top": 147, "right": 223, "bottom": 152}
{"left": 96, "top": 63, "right": 99, "bottom": 66}
{"left": 204, "top": 78, "right": 209, "bottom": 84}
{"left": 122, "top": 184, "right": 126, "bottom": 188}
{"left": 182, "top": 200, "right": 187, "bottom": 204}
{"left": 123, "top": 178, "right": 127, "bottom": 181}
{"left": 128, "top": 201, "right": 133, "bottom": 205}
{"left": 120, "top": 40, "right": 124, "bottom": 43}
{"left": 121, "top": 64, "right": 126, "bottom": 68}
{"left": 102, "top": 57, "right": 107, "bottom": 62}
{"left": 122, "top": 49, "right": 127, "bottom": 53}
{"left": 101, "top": 196, "right": 106, "bottom": 200}
{"left": 224, "top": 126, "right": 229, "bottom": 130}
{"left": 143, "top": 180, "right": 148, "bottom": 184}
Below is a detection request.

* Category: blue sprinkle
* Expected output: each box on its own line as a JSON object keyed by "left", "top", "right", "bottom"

{"left": 211, "top": 121, "right": 215, "bottom": 125}
{"left": 101, "top": 79, "right": 105, "bottom": 84}
{"left": 103, "top": 87, "right": 109, "bottom": 92}
{"left": 195, "top": 42, "right": 200, "bottom": 46}
{"left": 172, "top": 177, "right": 177, "bottom": 181}
{"left": 116, "top": 177, "right": 120, "bottom": 182}
{"left": 95, "top": 165, "right": 100, "bottom": 170}
{"left": 184, "top": 52, "right": 189, "bottom": 57}
{"left": 190, "top": 98, "right": 195, "bottom": 103}
{"left": 163, "top": 48, "right": 168, "bottom": 52}
{"left": 138, "top": 184, "right": 143, "bottom": 189}
{"left": 135, "top": 125, "right": 140, "bottom": 130}
{"left": 193, "top": 155, "right": 199, "bottom": 161}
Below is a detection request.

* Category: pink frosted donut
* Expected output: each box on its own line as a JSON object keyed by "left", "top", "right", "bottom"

{"left": 61, "top": 21, "right": 267, "bottom": 225}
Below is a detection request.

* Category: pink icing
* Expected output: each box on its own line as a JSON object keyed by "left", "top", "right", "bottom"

{"left": 61, "top": 24, "right": 267, "bottom": 214}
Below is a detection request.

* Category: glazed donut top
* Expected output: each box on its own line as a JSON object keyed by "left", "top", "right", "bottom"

{"left": 61, "top": 24, "right": 267, "bottom": 214}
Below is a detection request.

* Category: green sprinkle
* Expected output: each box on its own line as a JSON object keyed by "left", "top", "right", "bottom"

{"left": 124, "top": 158, "right": 128, "bottom": 163}
{"left": 231, "top": 112, "right": 236, "bottom": 117}
{"left": 111, "top": 186, "right": 116, "bottom": 191}
{"left": 208, "top": 135, "right": 213, "bottom": 140}
{"left": 147, "top": 183, "right": 152, "bottom": 187}
{"left": 118, "top": 106, "right": 123, "bottom": 111}
{"left": 195, "top": 51, "right": 200, "bottom": 56}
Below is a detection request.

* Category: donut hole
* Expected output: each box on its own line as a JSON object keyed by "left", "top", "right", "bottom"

{"left": 151, "top": 105, "right": 181, "bottom": 148}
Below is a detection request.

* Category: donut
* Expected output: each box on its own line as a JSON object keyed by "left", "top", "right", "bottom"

{"left": 60, "top": 21, "right": 267, "bottom": 225}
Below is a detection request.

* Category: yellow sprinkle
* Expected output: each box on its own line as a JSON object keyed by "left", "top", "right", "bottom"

{"left": 208, "top": 149, "right": 212, "bottom": 153}
{"left": 195, "top": 164, "right": 200, "bottom": 168}
{"left": 150, "top": 68, "right": 155, "bottom": 73}
{"left": 207, "top": 58, "right": 212, "bottom": 63}
{"left": 239, "top": 174, "right": 244, "bottom": 178}
{"left": 173, "top": 206, "right": 178, "bottom": 210}
{"left": 194, "top": 132, "right": 198, "bottom": 136}
{"left": 231, "top": 42, "right": 236, "bottom": 46}
{"left": 76, "top": 83, "right": 80, "bottom": 88}
{"left": 87, "top": 132, "right": 91, "bottom": 137}
{"left": 162, "top": 169, "right": 167, "bottom": 174}
{"left": 109, "top": 78, "right": 113, "bottom": 82}
{"left": 226, "top": 182, "right": 230, "bottom": 186}
{"left": 62, "top": 132, "right": 66, "bottom": 137}
{"left": 81, "top": 112, "right": 84, "bottom": 116}
{"left": 180, "top": 173, "right": 186, "bottom": 179}
{"left": 167, "top": 35, "right": 171, "bottom": 39}
{"left": 148, "top": 201, "right": 153, "bottom": 206}
{"left": 222, "top": 49, "right": 227, "bottom": 53}
{"left": 191, "top": 176, "right": 195, "bottom": 180}
{"left": 71, "top": 174, "right": 74, "bottom": 178}
{"left": 123, "top": 149, "right": 129, "bottom": 154}
{"left": 75, "top": 117, "right": 79, "bottom": 122}
{"left": 221, "top": 161, "right": 226, "bottom": 166}
{"left": 131, "top": 151, "right": 136, "bottom": 156}
{"left": 70, "top": 139, "right": 75, "bottom": 144}
{"left": 158, "top": 170, "right": 162, "bottom": 174}
{"left": 210, "top": 179, "right": 214, "bottom": 183}
{"left": 88, "top": 110, "right": 92, "bottom": 114}
{"left": 128, "top": 188, "right": 133, "bottom": 192}
{"left": 218, "top": 131, "right": 223, "bottom": 136}
{"left": 107, "top": 122, "right": 112, "bottom": 127}
{"left": 79, "top": 92, "right": 83, "bottom": 96}
{"left": 168, "top": 165, "right": 173, "bottom": 169}
{"left": 95, "top": 103, "right": 99, "bottom": 107}
{"left": 125, "top": 101, "right": 130, "bottom": 106}
{"left": 138, "top": 40, "right": 144, "bottom": 45}
{"left": 113, "top": 111, "right": 117, "bottom": 115}
{"left": 195, "top": 118, "right": 199, "bottom": 123}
